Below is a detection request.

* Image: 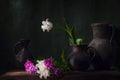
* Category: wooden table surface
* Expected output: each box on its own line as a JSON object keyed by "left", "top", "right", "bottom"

{"left": 1, "top": 70, "right": 120, "bottom": 80}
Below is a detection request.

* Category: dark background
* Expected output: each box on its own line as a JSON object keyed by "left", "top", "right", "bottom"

{"left": 0, "top": 0, "right": 120, "bottom": 74}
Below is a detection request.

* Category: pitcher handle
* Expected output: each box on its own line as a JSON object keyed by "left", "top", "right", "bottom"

{"left": 87, "top": 46, "right": 96, "bottom": 62}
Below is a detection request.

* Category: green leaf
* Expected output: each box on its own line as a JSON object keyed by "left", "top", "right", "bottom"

{"left": 63, "top": 18, "right": 76, "bottom": 45}
{"left": 60, "top": 50, "right": 70, "bottom": 70}
{"left": 69, "top": 38, "right": 74, "bottom": 45}
{"left": 38, "top": 57, "right": 45, "bottom": 60}
{"left": 54, "top": 60, "right": 61, "bottom": 67}
{"left": 61, "top": 50, "right": 66, "bottom": 64}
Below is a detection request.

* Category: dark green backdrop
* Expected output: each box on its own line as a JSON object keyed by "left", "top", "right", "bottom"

{"left": 0, "top": 0, "right": 120, "bottom": 73}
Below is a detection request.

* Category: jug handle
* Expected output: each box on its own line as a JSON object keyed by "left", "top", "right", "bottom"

{"left": 87, "top": 47, "right": 96, "bottom": 62}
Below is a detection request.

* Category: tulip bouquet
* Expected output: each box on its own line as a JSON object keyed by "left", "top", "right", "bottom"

{"left": 24, "top": 57, "right": 62, "bottom": 79}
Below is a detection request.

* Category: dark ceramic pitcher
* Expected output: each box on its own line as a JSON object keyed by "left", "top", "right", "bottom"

{"left": 68, "top": 44, "right": 95, "bottom": 71}
{"left": 89, "top": 23, "right": 115, "bottom": 70}
{"left": 15, "top": 39, "right": 33, "bottom": 69}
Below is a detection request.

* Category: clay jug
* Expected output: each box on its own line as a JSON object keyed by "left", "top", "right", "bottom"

{"left": 68, "top": 44, "right": 95, "bottom": 71}
{"left": 89, "top": 23, "right": 115, "bottom": 70}
{"left": 14, "top": 39, "right": 33, "bottom": 69}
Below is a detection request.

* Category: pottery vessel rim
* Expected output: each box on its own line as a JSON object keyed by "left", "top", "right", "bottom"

{"left": 70, "top": 44, "right": 88, "bottom": 47}
{"left": 91, "top": 23, "right": 113, "bottom": 27}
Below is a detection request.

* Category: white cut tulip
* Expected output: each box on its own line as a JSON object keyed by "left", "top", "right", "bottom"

{"left": 41, "top": 18, "right": 53, "bottom": 32}
{"left": 36, "top": 60, "right": 50, "bottom": 79}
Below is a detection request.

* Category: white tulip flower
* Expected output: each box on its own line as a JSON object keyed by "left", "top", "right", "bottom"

{"left": 36, "top": 60, "right": 50, "bottom": 79}
{"left": 36, "top": 60, "right": 46, "bottom": 70}
{"left": 41, "top": 18, "right": 53, "bottom": 32}
{"left": 38, "top": 68, "right": 50, "bottom": 79}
